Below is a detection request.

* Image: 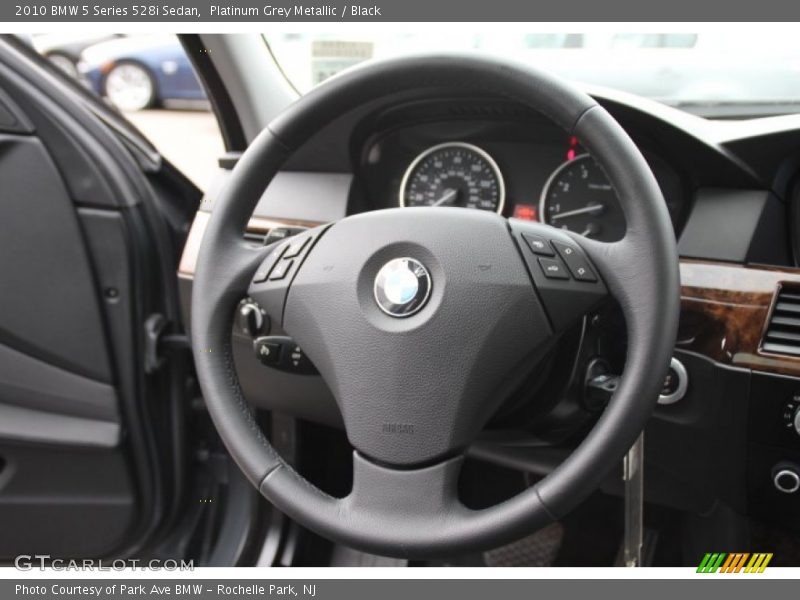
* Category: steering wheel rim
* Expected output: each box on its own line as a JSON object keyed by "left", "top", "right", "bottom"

{"left": 191, "top": 54, "right": 680, "bottom": 558}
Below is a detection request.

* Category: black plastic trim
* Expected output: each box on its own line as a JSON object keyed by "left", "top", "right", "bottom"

{"left": 179, "top": 34, "right": 247, "bottom": 152}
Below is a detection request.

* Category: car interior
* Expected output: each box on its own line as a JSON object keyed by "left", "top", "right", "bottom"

{"left": 1, "top": 32, "right": 800, "bottom": 568}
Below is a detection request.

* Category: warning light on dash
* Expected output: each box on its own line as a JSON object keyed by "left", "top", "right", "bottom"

{"left": 513, "top": 204, "right": 538, "bottom": 221}
{"left": 567, "top": 135, "right": 580, "bottom": 161}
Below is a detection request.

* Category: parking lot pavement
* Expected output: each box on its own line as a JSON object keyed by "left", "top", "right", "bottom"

{"left": 123, "top": 108, "right": 224, "bottom": 192}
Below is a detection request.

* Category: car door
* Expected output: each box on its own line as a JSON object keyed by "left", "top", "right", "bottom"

{"left": 0, "top": 35, "right": 198, "bottom": 560}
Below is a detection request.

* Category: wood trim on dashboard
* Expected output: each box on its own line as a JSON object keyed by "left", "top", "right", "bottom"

{"left": 679, "top": 260, "right": 800, "bottom": 376}
{"left": 178, "top": 211, "right": 800, "bottom": 376}
{"left": 178, "top": 211, "right": 324, "bottom": 278}
{"left": 178, "top": 211, "right": 209, "bottom": 277}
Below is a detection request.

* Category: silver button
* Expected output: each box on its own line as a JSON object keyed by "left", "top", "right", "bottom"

{"left": 658, "top": 357, "right": 688, "bottom": 406}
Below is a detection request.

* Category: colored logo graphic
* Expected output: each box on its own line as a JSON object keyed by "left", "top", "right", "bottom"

{"left": 697, "top": 553, "right": 773, "bottom": 573}
{"left": 373, "top": 257, "right": 431, "bottom": 318}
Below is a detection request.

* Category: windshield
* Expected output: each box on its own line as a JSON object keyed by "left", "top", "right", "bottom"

{"left": 264, "top": 29, "right": 800, "bottom": 118}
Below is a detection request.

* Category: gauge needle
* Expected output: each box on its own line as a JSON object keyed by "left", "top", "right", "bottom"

{"left": 431, "top": 188, "right": 458, "bottom": 207}
{"left": 550, "top": 204, "right": 604, "bottom": 221}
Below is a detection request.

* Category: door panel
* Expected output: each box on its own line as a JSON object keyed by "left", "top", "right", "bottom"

{"left": 0, "top": 131, "right": 137, "bottom": 557}
{"left": 0, "top": 135, "right": 112, "bottom": 381}
{"left": 0, "top": 444, "right": 134, "bottom": 557}
{"left": 0, "top": 342, "right": 118, "bottom": 423}
{"left": 0, "top": 37, "right": 185, "bottom": 559}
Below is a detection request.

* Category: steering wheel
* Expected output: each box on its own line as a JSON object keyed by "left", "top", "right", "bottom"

{"left": 191, "top": 55, "right": 680, "bottom": 558}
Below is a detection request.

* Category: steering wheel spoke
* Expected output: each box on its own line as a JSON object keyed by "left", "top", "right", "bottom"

{"left": 347, "top": 452, "right": 464, "bottom": 526}
{"left": 247, "top": 225, "right": 330, "bottom": 327}
{"left": 509, "top": 219, "right": 610, "bottom": 332}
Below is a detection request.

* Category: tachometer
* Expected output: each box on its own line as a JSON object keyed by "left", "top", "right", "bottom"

{"left": 540, "top": 154, "right": 625, "bottom": 242}
{"left": 399, "top": 142, "right": 505, "bottom": 213}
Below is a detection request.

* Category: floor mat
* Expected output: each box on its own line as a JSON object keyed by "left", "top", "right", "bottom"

{"left": 483, "top": 522, "right": 564, "bottom": 567}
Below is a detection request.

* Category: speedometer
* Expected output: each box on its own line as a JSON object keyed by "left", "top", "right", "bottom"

{"left": 399, "top": 142, "right": 505, "bottom": 214}
{"left": 540, "top": 154, "right": 625, "bottom": 242}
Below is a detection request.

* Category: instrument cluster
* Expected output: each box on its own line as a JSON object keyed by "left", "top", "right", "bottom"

{"left": 360, "top": 121, "right": 685, "bottom": 242}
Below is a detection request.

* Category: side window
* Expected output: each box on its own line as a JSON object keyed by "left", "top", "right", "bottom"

{"left": 32, "top": 33, "right": 223, "bottom": 191}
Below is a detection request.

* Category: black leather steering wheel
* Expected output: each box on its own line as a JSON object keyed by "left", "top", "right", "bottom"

{"left": 191, "top": 55, "right": 680, "bottom": 558}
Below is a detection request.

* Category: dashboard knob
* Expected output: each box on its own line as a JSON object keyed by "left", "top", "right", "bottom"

{"left": 236, "top": 299, "right": 267, "bottom": 337}
{"left": 658, "top": 357, "right": 688, "bottom": 405}
{"left": 772, "top": 463, "right": 800, "bottom": 494}
{"left": 794, "top": 406, "right": 800, "bottom": 437}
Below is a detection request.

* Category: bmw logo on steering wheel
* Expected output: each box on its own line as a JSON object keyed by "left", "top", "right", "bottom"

{"left": 373, "top": 258, "right": 432, "bottom": 318}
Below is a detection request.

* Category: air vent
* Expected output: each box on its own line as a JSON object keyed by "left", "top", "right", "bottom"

{"left": 762, "top": 288, "right": 800, "bottom": 356}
